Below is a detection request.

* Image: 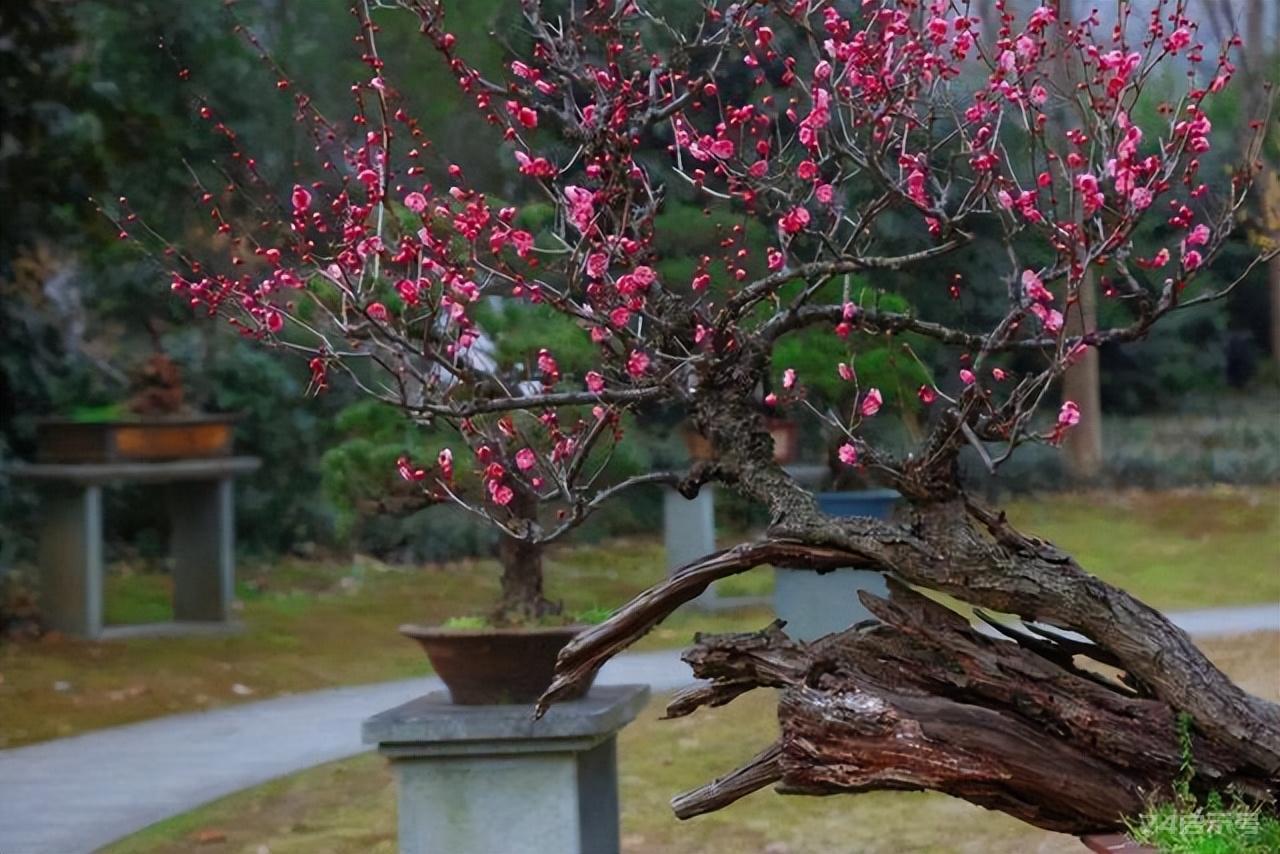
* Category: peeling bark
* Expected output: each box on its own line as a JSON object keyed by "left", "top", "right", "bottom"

{"left": 668, "top": 586, "right": 1277, "bottom": 832}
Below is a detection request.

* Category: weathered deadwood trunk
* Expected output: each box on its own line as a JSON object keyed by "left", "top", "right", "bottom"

{"left": 547, "top": 560, "right": 1279, "bottom": 833}
{"left": 540, "top": 391, "right": 1280, "bottom": 835}
{"left": 666, "top": 586, "right": 1276, "bottom": 831}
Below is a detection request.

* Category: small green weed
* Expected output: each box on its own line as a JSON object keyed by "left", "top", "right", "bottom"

{"left": 573, "top": 605, "right": 614, "bottom": 625}
{"left": 439, "top": 615, "right": 489, "bottom": 630}
{"left": 1126, "top": 715, "right": 1280, "bottom": 853}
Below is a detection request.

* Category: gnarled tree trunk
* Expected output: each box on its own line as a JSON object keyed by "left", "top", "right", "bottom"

{"left": 494, "top": 488, "right": 557, "bottom": 623}
{"left": 541, "top": 399, "right": 1280, "bottom": 835}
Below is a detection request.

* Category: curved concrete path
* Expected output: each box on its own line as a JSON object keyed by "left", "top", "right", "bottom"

{"left": 0, "top": 650, "right": 693, "bottom": 854}
{"left": 2, "top": 604, "right": 1277, "bottom": 854}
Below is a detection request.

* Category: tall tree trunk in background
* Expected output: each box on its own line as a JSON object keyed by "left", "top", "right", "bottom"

{"left": 1268, "top": 171, "right": 1280, "bottom": 372}
{"left": 1215, "top": 0, "right": 1280, "bottom": 371}
{"left": 1055, "top": 0, "right": 1104, "bottom": 480}
{"left": 978, "top": 0, "right": 999, "bottom": 49}
{"left": 1062, "top": 271, "right": 1103, "bottom": 479}
{"left": 1253, "top": 0, "right": 1280, "bottom": 371}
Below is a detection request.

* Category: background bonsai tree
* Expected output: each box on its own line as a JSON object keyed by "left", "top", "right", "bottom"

{"left": 117, "top": 0, "right": 1278, "bottom": 835}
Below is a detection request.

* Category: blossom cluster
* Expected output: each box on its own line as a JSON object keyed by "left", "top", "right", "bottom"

{"left": 120, "top": 0, "right": 1256, "bottom": 533}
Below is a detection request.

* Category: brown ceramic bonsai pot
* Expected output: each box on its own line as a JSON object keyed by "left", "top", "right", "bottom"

{"left": 36, "top": 414, "right": 239, "bottom": 464}
{"left": 400, "top": 624, "right": 594, "bottom": 705}
{"left": 766, "top": 417, "right": 799, "bottom": 464}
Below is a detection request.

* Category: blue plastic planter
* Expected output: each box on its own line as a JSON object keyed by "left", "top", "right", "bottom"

{"left": 816, "top": 489, "right": 899, "bottom": 520}
{"left": 774, "top": 489, "right": 901, "bottom": 641}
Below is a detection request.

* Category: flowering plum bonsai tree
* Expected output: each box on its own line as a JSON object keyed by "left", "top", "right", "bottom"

{"left": 120, "top": 0, "right": 1278, "bottom": 834}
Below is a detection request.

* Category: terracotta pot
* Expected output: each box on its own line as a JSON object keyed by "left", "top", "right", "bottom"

{"left": 767, "top": 418, "right": 799, "bottom": 464}
{"left": 400, "top": 624, "right": 594, "bottom": 705}
{"left": 36, "top": 415, "right": 239, "bottom": 463}
{"left": 680, "top": 422, "right": 715, "bottom": 461}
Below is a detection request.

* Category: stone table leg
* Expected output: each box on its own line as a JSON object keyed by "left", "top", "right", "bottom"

{"left": 168, "top": 478, "right": 233, "bottom": 622}
{"left": 38, "top": 484, "right": 104, "bottom": 638}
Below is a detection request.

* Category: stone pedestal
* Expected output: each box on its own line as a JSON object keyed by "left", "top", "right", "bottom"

{"left": 8, "top": 457, "right": 259, "bottom": 638}
{"left": 663, "top": 486, "right": 717, "bottom": 607}
{"left": 775, "top": 489, "right": 899, "bottom": 642}
{"left": 363, "top": 684, "right": 650, "bottom": 854}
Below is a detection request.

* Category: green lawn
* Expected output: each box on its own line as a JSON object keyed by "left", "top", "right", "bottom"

{"left": 1, "top": 486, "right": 1276, "bottom": 747}
{"left": 103, "top": 630, "right": 1280, "bottom": 854}
{"left": 0, "top": 539, "right": 773, "bottom": 747}
{"left": 1003, "top": 486, "right": 1280, "bottom": 609}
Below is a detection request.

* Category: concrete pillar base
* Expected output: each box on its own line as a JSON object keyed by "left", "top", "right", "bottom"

{"left": 774, "top": 567, "right": 889, "bottom": 642}
{"left": 663, "top": 486, "right": 717, "bottom": 607}
{"left": 773, "top": 490, "right": 900, "bottom": 642}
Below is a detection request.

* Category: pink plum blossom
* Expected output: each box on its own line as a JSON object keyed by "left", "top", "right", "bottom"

{"left": 488, "top": 480, "right": 514, "bottom": 506}
{"left": 626, "top": 350, "right": 650, "bottom": 377}
{"left": 1186, "top": 224, "right": 1210, "bottom": 247}
{"left": 860, "top": 388, "right": 883, "bottom": 417}
{"left": 1022, "top": 269, "right": 1052, "bottom": 303}
{"left": 564, "top": 186, "right": 595, "bottom": 233}
{"left": 397, "top": 455, "right": 426, "bottom": 482}
{"left": 779, "top": 206, "right": 810, "bottom": 234}
{"left": 1058, "top": 401, "right": 1081, "bottom": 428}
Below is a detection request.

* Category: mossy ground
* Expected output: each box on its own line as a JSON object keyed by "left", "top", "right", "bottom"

{"left": 2, "top": 486, "right": 1276, "bottom": 748}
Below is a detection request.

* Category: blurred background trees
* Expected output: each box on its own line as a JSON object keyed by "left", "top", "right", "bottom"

{"left": 1, "top": 0, "right": 1276, "bottom": 573}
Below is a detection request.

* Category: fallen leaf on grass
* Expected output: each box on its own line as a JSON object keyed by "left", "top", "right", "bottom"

{"left": 105, "top": 684, "right": 149, "bottom": 702}
{"left": 192, "top": 828, "right": 226, "bottom": 844}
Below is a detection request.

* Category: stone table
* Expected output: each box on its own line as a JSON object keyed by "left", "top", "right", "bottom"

{"left": 363, "top": 684, "right": 650, "bottom": 854}
{"left": 7, "top": 456, "right": 261, "bottom": 639}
